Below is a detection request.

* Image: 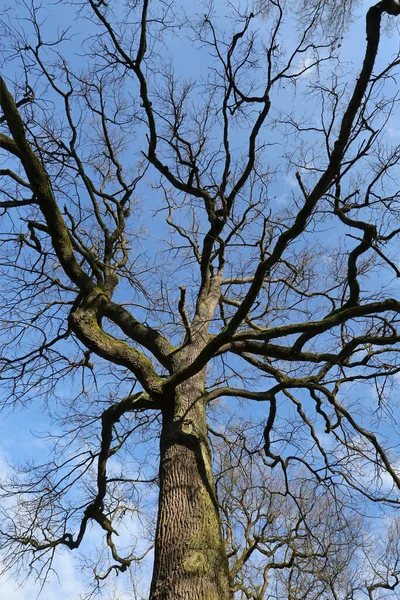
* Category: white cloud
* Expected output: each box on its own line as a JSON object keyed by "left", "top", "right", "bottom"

{"left": 0, "top": 550, "right": 85, "bottom": 600}
{"left": 386, "top": 126, "right": 400, "bottom": 139}
{"left": 296, "top": 51, "right": 318, "bottom": 80}
{"left": 284, "top": 173, "right": 297, "bottom": 188}
{"left": 0, "top": 445, "right": 153, "bottom": 599}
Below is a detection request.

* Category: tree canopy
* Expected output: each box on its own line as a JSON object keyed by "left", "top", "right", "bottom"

{"left": 1, "top": 0, "right": 400, "bottom": 598}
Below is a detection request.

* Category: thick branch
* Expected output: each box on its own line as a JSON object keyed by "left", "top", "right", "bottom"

{"left": 0, "top": 76, "right": 93, "bottom": 291}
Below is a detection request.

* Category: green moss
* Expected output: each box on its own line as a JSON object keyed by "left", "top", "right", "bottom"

{"left": 182, "top": 449, "right": 230, "bottom": 582}
{"left": 183, "top": 550, "right": 209, "bottom": 573}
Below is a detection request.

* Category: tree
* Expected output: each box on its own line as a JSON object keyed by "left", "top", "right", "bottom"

{"left": 1, "top": 0, "right": 400, "bottom": 597}
{"left": 212, "top": 417, "right": 400, "bottom": 599}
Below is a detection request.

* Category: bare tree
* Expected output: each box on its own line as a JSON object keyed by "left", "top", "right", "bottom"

{"left": 1, "top": 0, "right": 400, "bottom": 597}
{"left": 212, "top": 416, "right": 400, "bottom": 599}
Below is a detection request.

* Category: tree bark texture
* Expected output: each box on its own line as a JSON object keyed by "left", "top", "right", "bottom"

{"left": 149, "top": 376, "right": 232, "bottom": 599}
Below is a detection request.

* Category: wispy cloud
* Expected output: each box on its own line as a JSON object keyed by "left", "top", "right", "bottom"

{"left": 0, "top": 551, "right": 85, "bottom": 600}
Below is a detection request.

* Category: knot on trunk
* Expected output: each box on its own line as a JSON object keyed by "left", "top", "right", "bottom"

{"left": 164, "top": 417, "right": 206, "bottom": 448}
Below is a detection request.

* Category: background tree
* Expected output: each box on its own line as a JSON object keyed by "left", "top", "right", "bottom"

{"left": 212, "top": 416, "right": 400, "bottom": 599}
{"left": 1, "top": 0, "right": 400, "bottom": 597}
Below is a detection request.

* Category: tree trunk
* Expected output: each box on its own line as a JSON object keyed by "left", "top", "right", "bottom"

{"left": 149, "top": 382, "right": 232, "bottom": 599}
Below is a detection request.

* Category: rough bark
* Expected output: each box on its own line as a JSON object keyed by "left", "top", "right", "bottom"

{"left": 150, "top": 374, "right": 232, "bottom": 599}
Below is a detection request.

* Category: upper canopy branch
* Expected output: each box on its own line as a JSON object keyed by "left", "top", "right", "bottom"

{"left": 164, "top": 1, "right": 400, "bottom": 390}
{"left": 0, "top": 76, "right": 93, "bottom": 292}
{"left": 0, "top": 76, "right": 168, "bottom": 393}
